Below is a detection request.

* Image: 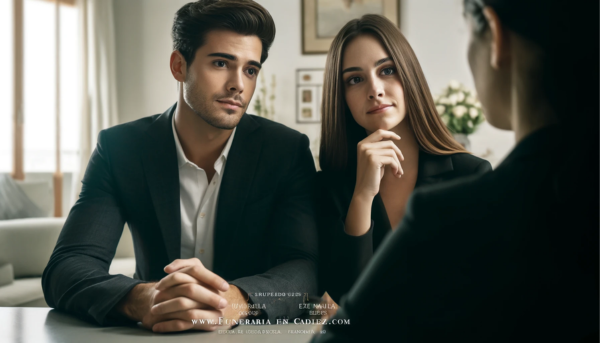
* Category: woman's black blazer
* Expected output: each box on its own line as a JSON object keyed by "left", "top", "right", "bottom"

{"left": 317, "top": 151, "right": 492, "bottom": 302}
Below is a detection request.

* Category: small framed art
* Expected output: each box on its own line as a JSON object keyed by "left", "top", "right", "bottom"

{"left": 296, "top": 69, "right": 324, "bottom": 123}
{"left": 302, "top": 0, "right": 400, "bottom": 54}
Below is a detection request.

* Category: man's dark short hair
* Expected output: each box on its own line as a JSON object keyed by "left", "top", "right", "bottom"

{"left": 172, "top": 0, "right": 276, "bottom": 66}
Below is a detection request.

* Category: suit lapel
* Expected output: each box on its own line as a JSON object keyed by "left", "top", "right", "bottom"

{"left": 416, "top": 151, "right": 454, "bottom": 187}
{"left": 142, "top": 104, "right": 181, "bottom": 262}
{"left": 213, "top": 114, "right": 262, "bottom": 272}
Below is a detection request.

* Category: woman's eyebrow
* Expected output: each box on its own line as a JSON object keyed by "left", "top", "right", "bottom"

{"left": 342, "top": 57, "right": 391, "bottom": 74}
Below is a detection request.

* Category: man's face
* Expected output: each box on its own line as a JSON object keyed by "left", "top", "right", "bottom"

{"left": 182, "top": 30, "right": 262, "bottom": 129}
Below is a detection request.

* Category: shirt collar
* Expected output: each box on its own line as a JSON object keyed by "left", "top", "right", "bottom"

{"left": 172, "top": 113, "right": 237, "bottom": 172}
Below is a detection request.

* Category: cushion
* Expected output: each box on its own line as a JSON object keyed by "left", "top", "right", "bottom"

{"left": 0, "top": 263, "right": 13, "bottom": 287}
{"left": 0, "top": 277, "right": 43, "bottom": 307}
{"left": 0, "top": 174, "right": 46, "bottom": 220}
{"left": 0, "top": 218, "right": 64, "bottom": 278}
{"left": 15, "top": 178, "right": 53, "bottom": 217}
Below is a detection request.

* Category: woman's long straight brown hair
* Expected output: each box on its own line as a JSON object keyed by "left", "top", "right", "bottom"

{"left": 319, "top": 14, "right": 468, "bottom": 173}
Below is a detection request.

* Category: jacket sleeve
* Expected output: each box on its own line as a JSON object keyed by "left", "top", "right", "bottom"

{"left": 229, "top": 134, "right": 319, "bottom": 321}
{"left": 316, "top": 174, "right": 375, "bottom": 304}
{"left": 42, "top": 130, "right": 145, "bottom": 326}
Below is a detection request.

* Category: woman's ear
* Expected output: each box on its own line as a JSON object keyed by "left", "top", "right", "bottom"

{"left": 483, "top": 7, "right": 510, "bottom": 69}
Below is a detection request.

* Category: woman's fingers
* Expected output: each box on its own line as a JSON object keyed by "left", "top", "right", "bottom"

{"left": 366, "top": 149, "right": 403, "bottom": 176}
{"left": 369, "top": 149, "right": 404, "bottom": 177}
{"left": 361, "top": 140, "right": 404, "bottom": 162}
{"left": 362, "top": 129, "right": 401, "bottom": 143}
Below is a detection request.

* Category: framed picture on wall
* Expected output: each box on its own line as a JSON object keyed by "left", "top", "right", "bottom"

{"left": 302, "top": 0, "right": 400, "bottom": 54}
{"left": 296, "top": 69, "right": 324, "bottom": 123}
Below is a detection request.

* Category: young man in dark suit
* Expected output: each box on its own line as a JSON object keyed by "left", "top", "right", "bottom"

{"left": 42, "top": 0, "right": 318, "bottom": 333}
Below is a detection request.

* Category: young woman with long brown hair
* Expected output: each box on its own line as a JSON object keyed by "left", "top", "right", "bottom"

{"left": 317, "top": 14, "right": 492, "bottom": 303}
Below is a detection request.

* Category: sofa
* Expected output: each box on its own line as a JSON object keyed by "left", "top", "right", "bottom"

{"left": 0, "top": 217, "right": 136, "bottom": 307}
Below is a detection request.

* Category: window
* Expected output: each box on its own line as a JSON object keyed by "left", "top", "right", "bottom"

{"left": 0, "top": 0, "right": 81, "bottom": 173}
{"left": 0, "top": 0, "right": 13, "bottom": 172}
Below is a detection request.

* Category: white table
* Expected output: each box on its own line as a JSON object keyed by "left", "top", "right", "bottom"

{"left": 0, "top": 307, "right": 319, "bottom": 343}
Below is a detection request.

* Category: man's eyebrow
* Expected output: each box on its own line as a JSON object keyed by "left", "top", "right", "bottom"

{"left": 208, "top": 52, "right": 262, "bottom": 69}
{"left": 342, "top": 57, "right": 392, "bottom": 74}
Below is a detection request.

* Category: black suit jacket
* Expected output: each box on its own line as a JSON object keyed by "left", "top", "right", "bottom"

{"left": 312, "top": 126, "right": 598, "bottom": 342}
{"left": 42, "top": 104, "right": 318, "bottom": 325}
{"left": 317, "top": 152, "right": 492, "bottom": 302}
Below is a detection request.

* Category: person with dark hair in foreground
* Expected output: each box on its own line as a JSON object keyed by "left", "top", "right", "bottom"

{"left": 42, "top": 0, "right": 318, "bottom": 333}
{"left": 312, "top": 0, "right": 598, "bottom": 341}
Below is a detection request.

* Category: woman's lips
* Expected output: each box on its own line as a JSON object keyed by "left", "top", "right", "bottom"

{"left": 367, "top": 104, "right": 393, "bottom": 114}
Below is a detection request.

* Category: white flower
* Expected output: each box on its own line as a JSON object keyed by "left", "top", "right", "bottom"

{"left": 436, "top": 105, "right": 446, "bottom": 115}
{"left": 438, "top": 97, "right": 450, "bottom": 105}
{"left": 441, "top": 115, "right": 449, "bottom": 125}
{"left": 449, "top": 94, "right": 458, "bottom": 105}
{"left": 449, "top": 80, "right": 460, "bottom": 90}
{"left": 469, "top": 107, "right": 479, "bottom": 119}
{"left": 453, "top": 105, "right": 467, "bottom": 118}
{"left": 466, "top": 95, "right": 476, "bottom": 105}
{"left": 467, "top": 121, "right": 474, "bottom": 128}
{"left": 456, "top": 92, "right": 465, "bottom": 102}
{"left": 474, "top": 101, "right": 482, "bottom": 108}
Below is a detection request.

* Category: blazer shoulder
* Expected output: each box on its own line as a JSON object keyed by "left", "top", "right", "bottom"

{"left": 450, "top": 152, "right": 493, "bottom": 176}
{"left": 100, "top": 114, "right": 159, "bottom": 139}
{"left": 408, "top": 170, "right": 497, "bottom": 228}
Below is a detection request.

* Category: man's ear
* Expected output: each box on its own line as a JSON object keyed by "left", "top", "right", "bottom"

{"left": 170, "top": 50, "right": 187, "bottom": 82}
{"left": 483, "top": 7, "right": 510, "bottom": 69}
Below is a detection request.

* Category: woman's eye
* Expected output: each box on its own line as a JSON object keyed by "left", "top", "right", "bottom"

{"left": 347, "top": 76, "right": 362, "bottom": 85}
{"left": 214, "top": 60, "right": 226, "bottom": 67}
{"left": 381, "top": 67, "right": 395, "bottom": 75}
{"left": 247, "top": 68, "right": 257, "bottom": 76}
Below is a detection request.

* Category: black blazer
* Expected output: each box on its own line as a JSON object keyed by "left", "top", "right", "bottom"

{"left": 42, "top": 104, "right": 318, "bottom": 325}
{"left": 317, "top": 151, "right": 492, "bottom": 302}
{"left": 312, "top": 126, "right": 598, "bottom": 342}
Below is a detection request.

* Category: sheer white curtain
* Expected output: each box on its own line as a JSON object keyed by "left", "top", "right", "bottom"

{"left": 71, "top": 0, "right": 119, "bottom": 203}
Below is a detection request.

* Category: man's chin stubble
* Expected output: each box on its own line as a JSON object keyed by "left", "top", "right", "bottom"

{"left": 196, "top": 109, "right": 242, "bottom": 130}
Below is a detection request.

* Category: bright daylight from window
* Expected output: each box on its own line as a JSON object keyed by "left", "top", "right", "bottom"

{"left": 0, "top": 0, "right": 80, "bottom": 173}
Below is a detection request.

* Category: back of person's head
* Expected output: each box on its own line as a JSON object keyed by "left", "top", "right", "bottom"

{"left": 319, "top": 14, "right": 466, "bottom": 173}
{"left": 463, "top": 0, "right": 598, "bottom": 129}
{"left": 172, "top": 0, "right": 276, "bottom": 66}
{"left": 465, "top": 0, "right": 598, "bottom": 280}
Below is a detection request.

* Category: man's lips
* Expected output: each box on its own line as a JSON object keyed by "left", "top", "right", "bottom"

{"left": 217, "top": 99, "right": 243, "bottom": 108}
{"left": 367, "top": 104, "right": 393, "bottom": 114}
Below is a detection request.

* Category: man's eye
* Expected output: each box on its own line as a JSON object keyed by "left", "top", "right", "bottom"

{"left": 248, "top": 68, "right": 257, "bottom": 76}
{"left": 381, "top": 67, "right": 395, "bottom": 75}
{"left": 214, "top": 61, "right": 226, "bottom": 67}
{"left": 347, "top": 77, "right": 362, "bottom": 85}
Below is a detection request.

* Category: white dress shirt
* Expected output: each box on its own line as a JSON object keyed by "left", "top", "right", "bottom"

{"left": 172, "top": 115, "right": 236, "bottom": 270}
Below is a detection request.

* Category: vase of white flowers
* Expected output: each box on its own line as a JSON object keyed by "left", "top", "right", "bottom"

{"left": 435, "top": 80, "right": 485, "bottom": 150}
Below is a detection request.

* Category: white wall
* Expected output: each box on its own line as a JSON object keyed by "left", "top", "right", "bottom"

{"left": 113, "top": 0, "right": 514, "bottom": 167}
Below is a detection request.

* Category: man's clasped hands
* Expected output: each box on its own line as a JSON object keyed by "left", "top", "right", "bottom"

{"left": 117, "top": 257, "right": 250, "bottom": 332}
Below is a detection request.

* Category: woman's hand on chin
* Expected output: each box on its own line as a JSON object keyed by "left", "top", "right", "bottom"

{"left": 354, "top": 129, "right": 404, "bottom": 199}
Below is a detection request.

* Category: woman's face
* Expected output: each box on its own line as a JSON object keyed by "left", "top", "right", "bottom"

{"left": 342, "top": 34, "right": 406, "bottom": 133}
